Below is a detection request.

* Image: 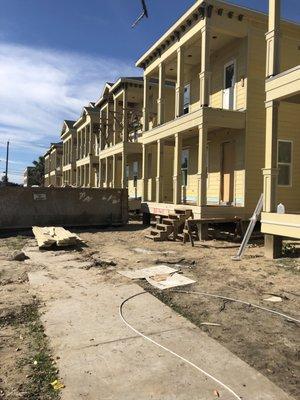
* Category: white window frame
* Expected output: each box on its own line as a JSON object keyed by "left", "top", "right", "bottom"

{"left": 277, "top": 139, "right": 293, "bottom": 187}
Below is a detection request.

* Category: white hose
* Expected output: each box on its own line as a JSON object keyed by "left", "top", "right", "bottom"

{"left": 170, "top": 290, "right": 300, "bottom": 324}
{"left": 119, "top": 292, "right": 243, "bottom": 400}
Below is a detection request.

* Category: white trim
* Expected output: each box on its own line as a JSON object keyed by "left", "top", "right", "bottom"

{"left": 277, "top": 139, "right": 293, "bottom": 187}
{"left": 262, "top": 220, "right": 300, "bottom": 228}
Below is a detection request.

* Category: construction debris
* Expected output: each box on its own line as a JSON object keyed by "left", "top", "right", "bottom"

{"left": 32, "top": 226, "right": 83, "bottom": 249}
{"left": 146, "top": 273, "right": 196, "bottom": 290}
{"left": 263, "top": 295, "right": 283, "bottom": 303}
{"left": 118, "top": 265, "right": 178, "bottom": 279}
{"left": 9, "top": 250, "right": 29, "bottom": 261}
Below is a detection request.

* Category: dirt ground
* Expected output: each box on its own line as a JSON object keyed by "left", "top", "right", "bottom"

{"left": 0, "top": 235, "right": 59, "bottom": 400}
{"left": 0, "top": 221, "right": 299, "bottom": 399}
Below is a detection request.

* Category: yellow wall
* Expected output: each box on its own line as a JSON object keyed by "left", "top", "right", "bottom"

{"left": 277, "top": 102, "right": 300, "bottom": 212}
{"left": 210, "top": 37, "right": 247, "bottom": 111}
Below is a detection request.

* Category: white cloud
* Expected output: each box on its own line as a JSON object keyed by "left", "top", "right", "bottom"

{"left": 0, "top": 42, "right": 139, "bottom": 153}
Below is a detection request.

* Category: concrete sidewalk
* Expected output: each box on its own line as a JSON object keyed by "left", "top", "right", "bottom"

{"left": 25, "top": 244, "right": 293, "bottom": 400}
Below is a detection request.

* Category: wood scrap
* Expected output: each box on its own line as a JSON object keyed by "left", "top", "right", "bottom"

{"left": 32, "top": 226, "right": 83, "bottom": 249}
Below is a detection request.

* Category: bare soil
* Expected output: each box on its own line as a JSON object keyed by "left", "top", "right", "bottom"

{"left": 76, "top": 222, "right": 300, "bottom": 399}
{"left": 0, "top": 234, "right": 59, "bottom": 400}
{"left": 1, "top": 222, "right": 299, "bottom": 399}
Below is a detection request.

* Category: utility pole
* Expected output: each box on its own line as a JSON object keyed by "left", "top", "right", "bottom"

{"left": 4, "top": 141, "right": 9, "bottom": 185}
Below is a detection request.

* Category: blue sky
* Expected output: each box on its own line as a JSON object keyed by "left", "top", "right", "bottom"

{"left": 0, "top": 0, "right": 299, "bottom": 183}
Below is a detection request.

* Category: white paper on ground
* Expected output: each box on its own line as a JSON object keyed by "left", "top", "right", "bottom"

{"left": 146, "top": 273, "right": 196, "bottom": 290}
{"left": 118, "top": 265, "right": 178, "bottom": 279}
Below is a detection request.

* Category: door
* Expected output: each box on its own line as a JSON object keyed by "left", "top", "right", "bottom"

{"left": 221, "top": 142, "right": 235, "bottom": 204}
{"left": 183, "top": 84, "right": 190, "bottom": 115}
{"left": 223, "top": 61, "right": 236, "bottom": 110}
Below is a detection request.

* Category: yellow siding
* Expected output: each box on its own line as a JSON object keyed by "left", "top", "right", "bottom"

{"left": 277, "top": 102, "right": 300, "bottom": 212}
{"left": 210, "top": 38, "right": 247, "bottom": 111}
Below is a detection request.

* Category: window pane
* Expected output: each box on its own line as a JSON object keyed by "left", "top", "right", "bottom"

{"left": 278, "top": 141, "right": 292, "bottom": 163}
{"left": 278, "top": 164, "right": 290, "bottom": 186}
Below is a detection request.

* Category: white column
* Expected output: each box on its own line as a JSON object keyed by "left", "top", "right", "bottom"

{"left": 156, "top": 139, "right": 163, "bottom": 202}
{"left": 112, "top": 154, "right": 117, "bottom": 188}
{"left": 157, "top": 63, "right": 166, "bottom": 125}
{"left": 266, "top": 0, "right": 281, "bottom": 78}
{"left": 173, "top": 133, "right": 182, "bottom": 204}
{"left": 143, "top": 75, "right": 150, "bottom": 131}
{"left": 175, "top": 47, "right": 184, "bottom": 118}
{"left": 142, "top": 144, "right": 148, "bottom": 201}
{"left": 199, "top": 24, "right": 211, "bottom": 107}
{"left": 121, "top": 152, "right": 127, "bottom": 188}
{"left": 197, "top": 123, "right": 208, "bottom": 207}
{"left": 263, "top": 100, "right": 279, "bottom": 213}
{"left": 122, "top": 90, "right": 128, "bottom": 142}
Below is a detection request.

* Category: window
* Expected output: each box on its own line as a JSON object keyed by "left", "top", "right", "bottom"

{"left": 133, "top": 161, "right": 138, "bottom": 178}
{"left": 278, "top": 140, "right": 292, "bottom": 186}
{"left": 183, "top": 84, "right": 190, "bottom": 115}
{"left": 181, "top": 149, "right": 189, "bottom": 186}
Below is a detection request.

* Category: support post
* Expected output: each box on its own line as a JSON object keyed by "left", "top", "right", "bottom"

{"left": 113, "top": 97, "right": 117, "bottom": 145}
{"left": 263, "top": 100, "right": 279, "bottom": 213}
{"left": 143, "top": 75, "right": 150, "bottom": 131}
{"left": 175, "top": 47, "right": 184, "bottom": 118}
{"left": 156, "top": 139, "right": 163, "bottom": 202}
{"left": 266, "top": 0, "right": 281, "bottom": 78}
{"left": 122, "top": 90, "right": 128, "bottom": 142}
{"left": 265, "top": 234, "right": 282, "bottom": 259}
{"left": 105, "top": 158, "right": 108, "bottom": 188}
{"left": 112, "top": 154, "right": 117, "bottom": 188}
{"left": 142, "top": 144, "right": 148, "bottom": 201}
{"left": 173, "top": 133, "right": 182, "bottom": 204}
{"left": 197, "top": 123, "right": 208, "bottom": 207}
{"left": 121, "top": 152, "right": 127, "bottom": 189}
{"left": 157, "top": 63, "right": 166, "bottom": 125}
{"left": 199, "top": 24, "right": 211, "bottom": 107}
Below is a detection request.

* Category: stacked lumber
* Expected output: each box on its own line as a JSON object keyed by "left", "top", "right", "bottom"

{"left": 32, "top": 226, "right": 83, "bottom": 249}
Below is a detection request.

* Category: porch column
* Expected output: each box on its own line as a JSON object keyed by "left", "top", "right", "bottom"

{"left": 175, "top": 47, "right": 184, "bottom": 118}
{"left": 89, "top": 125, "right": 93, "bottom": 155}
{"left": 122, "top": 90, "right": 128, "bottom": 142}
{"left": 143, "top": 74, "right": 150, "bottom": 131}
{"left": 80, "top": 166, "right": 83, "bottom": 187}
{"left": 105, "top": 158, "right": 108, "bottom": 188}
{"left": 89, "top": 164, "right": 94, "bottom": 187}
{"left": 156, "top": 139, "right": 163, "bottom": 202}
{"left": 266, "top": 0, "right": 281, "bottom": 78}
{"left": 121, "top": 152, "right": 127, "bottom": 189}
{"left": 199, "top": 24, "right": 211, "bottom": 107}
{"left": 113, "top": 97, "right": 117, "bottom": 145}
{"left": 157, "top": 63, "right": 166, "bottom": 125}
{"left": 197, "top": 123, "right": 208, "bottom": 207}
{"left": 173, "top": 133, "right": 182, "bottom": 204}
{"left": 112, "top": 154, "right": 117, "bottom": 188}
{"left": 263, "top": 100, "right": 279, "bottom": 213}
{"left": 142, "top": 144, "right": 148, "bottom": 201}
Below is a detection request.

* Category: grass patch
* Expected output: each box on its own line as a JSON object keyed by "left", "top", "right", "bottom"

{"left": 1, "top": 235, "right": 28, "bottom": 251}
{"left": 14, "top": 302, "right": 60, "bottom": 400}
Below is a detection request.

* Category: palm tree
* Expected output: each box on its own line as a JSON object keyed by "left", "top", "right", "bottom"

{"left": 31, "top": 156, "right": 45, "bottom": 186}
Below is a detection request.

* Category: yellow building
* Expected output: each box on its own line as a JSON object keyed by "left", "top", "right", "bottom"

{"left": 261, "top": 0, "right": 300, "bottom": 258}
{"left": 96, "top": 78, "right": 144, "bottom": 197}
{"left": 134, "top": 0, "right": 299, "bottom": 237}
{"left": 74, "top": 104, "right": 100, "bottom": 187}
{"left": 43, "top": 143, "right": 63, "bottom": 187}
{"left": 61, "top": 120, "right": 77, "bottom": 186}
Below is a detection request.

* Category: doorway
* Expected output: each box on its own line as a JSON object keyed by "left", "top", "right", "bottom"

{"left": 223, "top": 60, "right": 236, "bottom": 110}
{"left": 221, "top": 141, "right": 235, "bottom": 204}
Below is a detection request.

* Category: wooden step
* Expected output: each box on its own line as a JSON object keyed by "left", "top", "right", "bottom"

{"left": 145, "top": 234, "right": 162, "bottom": 242}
